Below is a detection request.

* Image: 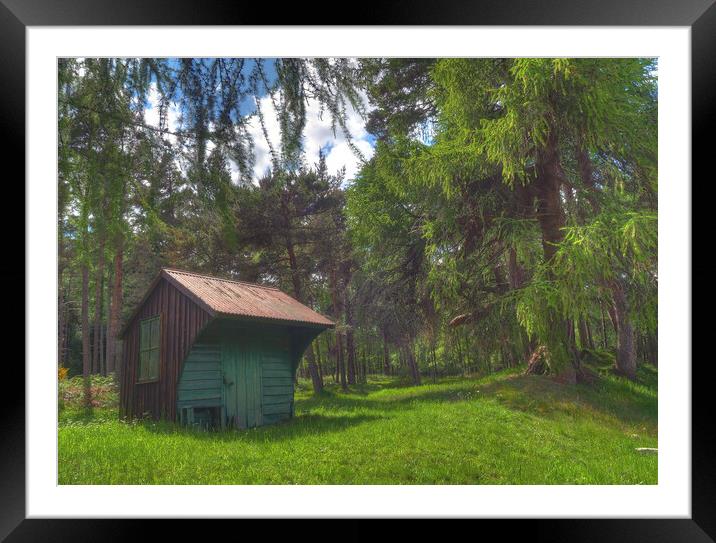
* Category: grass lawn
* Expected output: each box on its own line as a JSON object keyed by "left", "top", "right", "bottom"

{"left": 58, "top": 366, "right": 657, "bottom": 484}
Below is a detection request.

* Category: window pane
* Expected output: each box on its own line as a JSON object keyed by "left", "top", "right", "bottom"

{"left": 139, "top": 351, "right": 148, "bottom": 381}
{"left": 149, "top": 349, "right": 159, "bottom": 379}
{"left": 150, "top": 317, "right": 160, "bottom": 349}
{"left": 140, "top": 320, "right": 150, "bottom": 351}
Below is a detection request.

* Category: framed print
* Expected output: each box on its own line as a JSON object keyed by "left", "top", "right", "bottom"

{"left": 3, "top": 0, "right": 710, "bottom": 539}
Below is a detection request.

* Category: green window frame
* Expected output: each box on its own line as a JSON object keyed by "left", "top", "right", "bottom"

{"left": 138, "top": 315, "right": 161, "bottom": 383}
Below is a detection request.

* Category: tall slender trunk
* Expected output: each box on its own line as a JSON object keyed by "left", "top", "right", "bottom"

{"left": 607, "top": 303, "right": 618, "bottom": 335}
{"left": 382, "top": 329, "right": 391, "bottom": 376}
{"left": 58, "top": 287, "right": 66, "bottom": 370}
{"left": 285, "top": 235, "right": 322, "bottom": 393}
{"left": 305, "top": 343, "right": 323, "bottom": 394}
{"left": 314, "top": 338, "right": 323, "bottom": 379}
{"left": 104, "top": 265, "right": 113, "bottom": 375}
{"left": 578, "top": 318, "right": 591, "bottom": 350}
{"left": 61, "top": 273, "right": 74, "bottom": 368}
{"left": 585, "top": 319, "right": 594, "bottom": 350}
{"left": 336, "top": 330, "right": 347, "bottom": 391}
{"left": 81, "top": 263, "right": 92, "bottom": 408}
{"left": 286, "top": 236, "right": 302, "bottom": 301}
{"left": 58, "top": 238, "right": 67, "bottom": 370}
{"left": 611, "top": 279, "right": 636, "bottom": 379}
{"left": 361, "top": 348, "right": 368, "bottom": 383}
{"left": 325, "top": 333, "right": 337, "bottom": 383}
{"left": 106, "top": 237, "right": 123, "bottom": 376}
{"left": 92, "top": 234, "right": 106, "bottom": 374}
{"left": 328, "top": 265, "right": 347, "bottom": 391}
{"left": 344, "top": 290, "right": 357, "bottom": 385}
{"left": 600, "top": 304, "right": 609, "bottom": 349}
{"left": 431, "top": 344, "right": 438, "bottom": 382}
{"left": 649, "top": 330, "right": 658, "bottom": 367}
{"left": 456, "top": 330, "right": 465, "bottom": 375}
{"left": 99, "top": 315, "right": 105, "bottom": 376}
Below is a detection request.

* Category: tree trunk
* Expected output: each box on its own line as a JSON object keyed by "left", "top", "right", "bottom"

{"left": 611, "top": 279, "right": 637, "bottom": 379}
{"left": 284, "top": 235, "right": 322, "bottom": 394}
{"left": 81, "top": 263, "right": 92, "bottom": 408}
{"left": 431, "top": 344, "right": 438, "bottom": 382}
{"left": 533, "top": 123, "right": 581, "bottom": 376}
{"left": 336, "top": 330, "right": 347, "bottom": 391}
{"left": 404, "top": 342, "right": 421, "bottom": 386}
{"left": 314, "top": 338, "right": 323, "bottom": 379}
{"left": 534, "top": 126, "right": 566, "bottom": 263}
{"left": 346, "top": 332, "right": 356, "bottom": 384}
{"left": 325, "top": 333, "right": 337, "bottom": 383}
{"left": 456, "top": 331, "right": 465, "bottom": 375}
{"left": 649, "top": 330, "right": 658, "bottom": 367}
{"left": 57, "top": 235, "right": 67, "bottom": 371}
{"left": 58, "top": 287, "right": 66, "bottom": 370}
{"left": 361, "top": 348, "right": 368, "bottom": 383}
{"left": 600, "top": 304, "right": 609, "bottom": 348}
{"left": 305, "top": 344, "right": 323, "bottom": 394}
{"left": 92, "top": 234, "right": 106, "bottom": 374}
{"left": 578, "top": 318, "right": 591, "bottom": 350}
{"left": 382, "top": 330, "right": 391, "bottom": 376}
{"left": 585, "top": 319, "right": 595, "bottom": 350}
{"left": 61, "top": 272, "right": 74, "bottom": 370}
{"left": 106, "top": 237, "right": 123, "bottom": 376}
{"left": 328, "top": 265, "right": 347, "bottom": 390}
{"left": 285, "top": 236, "right": 302, "bottom": 301}
{"left": 508, "top": 246, "right": 524, "bottom": 289}
{"left": 340, "top": 261, "right": 357, "bottom": 385}
{"left": 104, "top": 265, "right": 113, "bottom": 376}
{"left": 99, "top": 316, "right": 105, "bottom": 376}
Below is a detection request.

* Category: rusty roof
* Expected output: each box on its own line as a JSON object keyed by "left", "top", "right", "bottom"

{"left": 162, "top": 268, "right": 334, "bottom": 328}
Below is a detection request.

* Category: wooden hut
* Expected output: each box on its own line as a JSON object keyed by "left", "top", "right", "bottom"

{"left": 118, "top": 268, "right": 333, "bottom": 429}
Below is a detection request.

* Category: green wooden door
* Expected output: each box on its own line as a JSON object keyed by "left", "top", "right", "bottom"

{"left": 222, "top": 341, "right": 262, "bottom": 429}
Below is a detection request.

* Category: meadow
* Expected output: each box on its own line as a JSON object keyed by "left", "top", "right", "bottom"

{"left": 58, "top": 365, "right": 657, "bottom": 485}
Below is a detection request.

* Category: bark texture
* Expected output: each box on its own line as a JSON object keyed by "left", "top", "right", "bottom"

{"left": 106, "top": 238, "right": 123, "bottom": 376}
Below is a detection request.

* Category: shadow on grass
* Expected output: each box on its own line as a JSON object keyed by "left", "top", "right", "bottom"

{"left": 473, "top": 374, "right": 656, "bottom": 432}
{"left": 139, "top": 412, "right": 382, "bottom": 443}
{"left": 296, "top": 369, "right": 657, "bottom": 432}
{"left": 61, "top": 367, "right": 657, "bottom": 439}
{"left": 296, "top": 376, "right": 425, "bottom": 397}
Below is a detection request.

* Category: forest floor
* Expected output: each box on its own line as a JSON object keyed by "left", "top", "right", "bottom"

{"left": 57, "top": 364, "right": 657, "bottom": 484}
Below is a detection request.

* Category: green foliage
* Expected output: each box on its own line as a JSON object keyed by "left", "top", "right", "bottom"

{"left": 59, "top": 56, "right": 658, "bottom": 397}
{"left": 554, "top": 207, "right": 657, "bottom": 329}
{"left": 346, "top": 58, "right": 658, "bottom": 372}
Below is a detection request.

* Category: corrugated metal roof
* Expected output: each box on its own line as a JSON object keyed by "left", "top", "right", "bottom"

{"left": 163, "top": 268, "right": 334, "bottom": 328}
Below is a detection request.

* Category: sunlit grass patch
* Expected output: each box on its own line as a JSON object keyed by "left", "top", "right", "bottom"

{"left": 58, "top": 368, "right": 657, "bottom": 485}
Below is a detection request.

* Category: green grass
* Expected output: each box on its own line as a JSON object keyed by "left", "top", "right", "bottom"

{"left": 58, "top": 366, "right": 657, "bottom": 484}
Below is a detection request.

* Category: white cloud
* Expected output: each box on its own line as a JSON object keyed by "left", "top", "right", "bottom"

{"left": 144, "top": 82, "right": 181, "bottom": 143}
{"left": 145, "top": 82, "right": 375, "bottom": 184}
{"left": 245, "top": 94, "right": 282, "bottom": 181}
{"left": 245, "top": 89, "right": 374, "bottom": 182}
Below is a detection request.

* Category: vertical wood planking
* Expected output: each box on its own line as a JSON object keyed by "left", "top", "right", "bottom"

{"left": 119, "top": 278, "right": 211, "bottom": 421}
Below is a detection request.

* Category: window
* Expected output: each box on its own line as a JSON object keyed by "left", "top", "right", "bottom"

{"left": 138, "top": 315, "right": 160, "bottom": 382}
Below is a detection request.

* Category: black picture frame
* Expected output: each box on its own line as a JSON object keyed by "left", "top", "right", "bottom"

{"left": 3, "top": 0, "right": 707, "bottom": 539}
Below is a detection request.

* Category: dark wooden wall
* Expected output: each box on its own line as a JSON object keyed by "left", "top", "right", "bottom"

{"left": 119, "top": 278, "right": 212, "bottom": 420}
